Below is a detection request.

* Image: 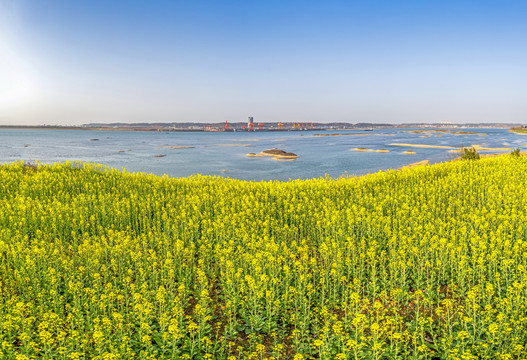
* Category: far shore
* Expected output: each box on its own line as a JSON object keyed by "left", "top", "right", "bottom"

{"left": 0, "top": 123, "right": 521, "bottom": 133}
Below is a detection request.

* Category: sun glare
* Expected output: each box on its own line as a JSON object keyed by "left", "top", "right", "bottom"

{"left": 0, "top": 2, "right": 38, "bottom": 112}
{"left": 0, "top": 40, "right": 38, "bottom": 109}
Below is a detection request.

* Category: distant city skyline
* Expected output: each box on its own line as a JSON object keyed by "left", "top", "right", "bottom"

{"left": 1, "top": 0, "right": 526, "bottom": 125}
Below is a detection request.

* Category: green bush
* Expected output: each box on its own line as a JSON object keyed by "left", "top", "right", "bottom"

{"left": 511, "top": 148, "right": 521, "bottom": 157}
{"left": 461, "top": 147, "right": 480, "bottom": 160}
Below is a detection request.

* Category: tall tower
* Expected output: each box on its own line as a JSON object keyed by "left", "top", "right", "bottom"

{"left": 248, "top": 117, "right": 254, "bottom": 126}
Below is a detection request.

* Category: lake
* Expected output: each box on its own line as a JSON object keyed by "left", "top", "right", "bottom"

{"left": 0, "top": 128, "right": 524, "bottom": 181}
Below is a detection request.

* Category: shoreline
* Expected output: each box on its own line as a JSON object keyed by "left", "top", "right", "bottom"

{"left": 8, "top": 150, "right": 525, "bottom": 183}
{"left": 0, "top": 124, "right": 520, "bottom": 133}
{"left": 402, "top": 150, "right": 526, "bottom": 170}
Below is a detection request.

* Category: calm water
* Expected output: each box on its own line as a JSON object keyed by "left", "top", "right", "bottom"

{"left": 0, "top": 128, "right": 524, "bottom": 181}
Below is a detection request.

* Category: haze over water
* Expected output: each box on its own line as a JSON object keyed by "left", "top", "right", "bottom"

{"left": 1, "top": 128, "right": 524, "bottom": 181}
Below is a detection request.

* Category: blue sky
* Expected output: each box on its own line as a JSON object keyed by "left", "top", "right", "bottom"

{"left": 1, "top": 0, "right": 526, "bottom": 124}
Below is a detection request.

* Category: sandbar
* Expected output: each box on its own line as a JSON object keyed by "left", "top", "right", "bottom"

{"left": 404, "top": 130, "right": 432, "bottom": 134}
{"left": 403, "top": 151, "right": 416, "bottom": 154}
{"left": 400, "top": 159, "right": 429, "bottom": 169}
{"left": 404, "top": 130, "right": 486, "bottom": 136}
{"left": 351, "top": 148, "right": 390, "bottom": 153}
{"left": 247, "top": 148, "right": 299, "bottom": 160}
{"left": 451, "top": 131, "right": 487, "bottom": 136}
{"left": 389, "top": 143, "right": 454, "bottom": 149}
{"left": 261, "top": 149, "right": 299, "bottom": 158}
{"left": 214, "top": 144, "right": 250, "bottom": 147}
{"left": 471, "top": 144, "right": 512, "bottom": 151}
{"left": 156, "top": 146, "right": 194, "bottom": 149}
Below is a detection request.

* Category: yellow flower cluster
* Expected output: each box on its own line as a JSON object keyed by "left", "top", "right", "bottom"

{"left": 0, "top": 157, "right": 526, "bottom": 359}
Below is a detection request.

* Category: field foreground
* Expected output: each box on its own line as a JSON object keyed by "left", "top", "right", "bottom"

{"left": 1, "top": 158, "right": 527, "bottom": 360}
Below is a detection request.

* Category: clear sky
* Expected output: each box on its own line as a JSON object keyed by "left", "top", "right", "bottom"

{"left": 1, "top": 0, "right": 526, "bottom": 125}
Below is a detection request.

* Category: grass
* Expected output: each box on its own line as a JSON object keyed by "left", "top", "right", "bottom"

{"left": 509, "top": 127, "right": 527, "bottom": 134}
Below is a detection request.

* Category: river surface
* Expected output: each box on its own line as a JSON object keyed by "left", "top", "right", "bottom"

{"left": 0, "top": 128, "right": 524, "bottom": 181}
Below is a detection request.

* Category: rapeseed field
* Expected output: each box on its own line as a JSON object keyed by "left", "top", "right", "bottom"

{"left": 0, "top": 157, "right": 526, "bottom": 360}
